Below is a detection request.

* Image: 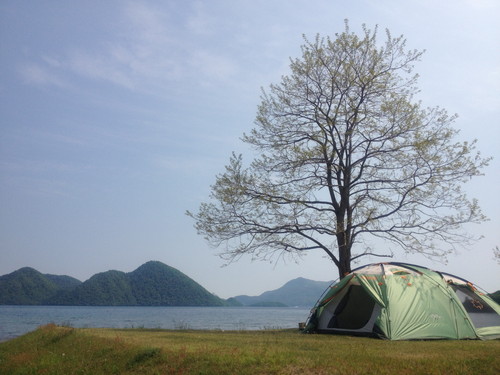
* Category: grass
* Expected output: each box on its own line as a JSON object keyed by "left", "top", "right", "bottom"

{"left": 0, "top": 324, "right": 499, "bottom": 374}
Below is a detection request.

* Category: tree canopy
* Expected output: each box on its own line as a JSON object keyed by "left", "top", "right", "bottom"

{"left": 188, "top": 22, "right": 490, "bottom": 278}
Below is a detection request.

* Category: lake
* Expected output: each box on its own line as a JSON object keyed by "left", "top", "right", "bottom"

{"left": 0, "top": 306, "right": 312, "bottom": 342}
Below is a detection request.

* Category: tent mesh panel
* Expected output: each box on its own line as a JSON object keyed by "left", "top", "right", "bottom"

{"left": 452, "top": 285, "right": 500, "bottom": 328}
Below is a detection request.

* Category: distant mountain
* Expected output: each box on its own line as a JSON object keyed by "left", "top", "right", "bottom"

{"left": 45, "top": 274, "right": 82, "bottom": 290}
{"left": 0, "top": 267, "right": 82, "bottom": 305}
{"left": 127, "top": 261, "right": 224, "bottom": 306}
{"left": 233, "top": 279, "right": 500, "bottom": 309}
{"left": 233, "top": 277, "right": 332, "bottom": 307}
{"left": 49, "top": 270, "right": 136, "bottom": 306}
{"left": 2, "top": 263, "right": 496, "bottom": 308}
{"left": 0, "top": 261, "right": 225, "bottom": 306}
{"left": 490, "top": 290, "right": 500, "bottom": 304}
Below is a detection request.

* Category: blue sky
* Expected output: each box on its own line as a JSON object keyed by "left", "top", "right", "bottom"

{"left": 1, "top": 0, "right": 499, "bottom": 298}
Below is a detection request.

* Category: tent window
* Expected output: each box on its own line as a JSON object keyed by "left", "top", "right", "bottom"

{"left": 452, "top": 286, "right": 500, "bottom": 328}
{"left": 328, "top": 285, "right": 376, "bottom": 330}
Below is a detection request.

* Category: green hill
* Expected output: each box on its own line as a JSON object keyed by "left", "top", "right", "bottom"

{"left": 489, "top": 290, "right": 500, "bottom": 304}
{"left": 45, "top": 274, "right": 83, "bottom": 290}
{"left": 0, "top": 267, "right": 82, "bottom": 305}
{"left": 0, "top": 261, "right": 225, "bottom": 306}
{"left": 128, "top": 261, "right": 223, "bottom": 306}
{"left": 49, "top": 270, "right": 136, "bottom": 306}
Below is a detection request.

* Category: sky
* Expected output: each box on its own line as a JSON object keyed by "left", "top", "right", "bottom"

{"left": 1, "top": 0, "right": 499, "bottom": 299}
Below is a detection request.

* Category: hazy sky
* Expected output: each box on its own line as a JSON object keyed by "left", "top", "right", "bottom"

{"left": 1, "top": 0, "right": 499, "bottom": 298}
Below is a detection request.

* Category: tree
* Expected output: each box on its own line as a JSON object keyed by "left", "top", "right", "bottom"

{"left": 188, "top": 22, "right": 490, "bottom": 279}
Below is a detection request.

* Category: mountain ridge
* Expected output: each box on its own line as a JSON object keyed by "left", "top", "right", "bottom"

{"left": 232, "top": 277, "right": 332, "bottom": 307}
{"left": 2, "top": 263, "right": 498, "bottom": 308}
{"left": 0, "top": 261, "right": 226, "bottom": 306}
{"left": 0, "top": 267, "right": 76, "bottom": 305}
{"left": 0, "top": 262, "right": 334, "bottom": 308}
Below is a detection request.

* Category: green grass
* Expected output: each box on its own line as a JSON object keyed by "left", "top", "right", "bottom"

{"left": 0, "top": 324, "right": 499, "bottom": 374}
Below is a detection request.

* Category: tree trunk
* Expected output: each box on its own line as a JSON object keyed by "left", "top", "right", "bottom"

{"left": 336, "top": 229, "right": 352, "bottom": 279}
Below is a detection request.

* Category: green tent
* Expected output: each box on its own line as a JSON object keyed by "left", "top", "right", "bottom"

{"left": 305, "top": 262, "right": 500, "bottom": 340}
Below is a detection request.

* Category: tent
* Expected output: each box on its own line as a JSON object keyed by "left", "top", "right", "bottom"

{"left": 305, "top": 262, "right": 500, "bottom": 340}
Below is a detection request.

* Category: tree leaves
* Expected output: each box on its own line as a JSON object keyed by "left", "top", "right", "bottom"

{"left": 189, "top": 21, "right": 490, "bottom": 278}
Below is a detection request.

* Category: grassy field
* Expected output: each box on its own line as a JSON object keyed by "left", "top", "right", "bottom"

{"left": 0, "top": 324, "right": 499, "bottom": 374}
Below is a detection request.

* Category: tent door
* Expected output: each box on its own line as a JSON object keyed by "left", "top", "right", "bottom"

{"left": 319, "top": 284, "right": 381, "bottom": 333}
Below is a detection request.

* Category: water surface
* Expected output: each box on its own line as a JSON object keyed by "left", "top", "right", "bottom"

{"left": 0, "top": 305, "right": 311, "bottom": 341}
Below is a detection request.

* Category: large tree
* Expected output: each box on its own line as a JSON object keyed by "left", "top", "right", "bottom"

{"left": 188, "top": 22, "right": 490, "bottom": 279}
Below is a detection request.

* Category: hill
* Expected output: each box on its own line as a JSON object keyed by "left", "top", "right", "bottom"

{"left": 0, "top": 261, "right": 224, "bottom": 306}
{"left": 45, "top": 274, "right": 82, "bottom": 290}
{"left": 49, "top": 270, "right": 136, "bottom": 306}
{"left": 489, "top": 290, "right": 500, "bottom": 304}
{"left": 127, "top": 261, "right": 224, "bottom": 306}
{"left": 233, "top": 277, "right": 332, "bottom": 307}
{"left": 0, "top": 267, "right": 82, "bottom": 305}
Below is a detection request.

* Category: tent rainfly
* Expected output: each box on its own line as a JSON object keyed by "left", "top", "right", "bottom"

{"left": 305, "top": 262, "right": 500, "bottom": 340}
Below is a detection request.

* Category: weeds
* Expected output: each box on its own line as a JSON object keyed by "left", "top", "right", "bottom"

{"left": 0, "top": 325, "right": 499, "bottom": 374}
{"left": 126, "top": 347, "right": 161, "bottom": 369}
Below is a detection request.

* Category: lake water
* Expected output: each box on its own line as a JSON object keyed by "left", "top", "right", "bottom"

{"left": 0, "top": 306, "right": 312, "bottom": 342}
